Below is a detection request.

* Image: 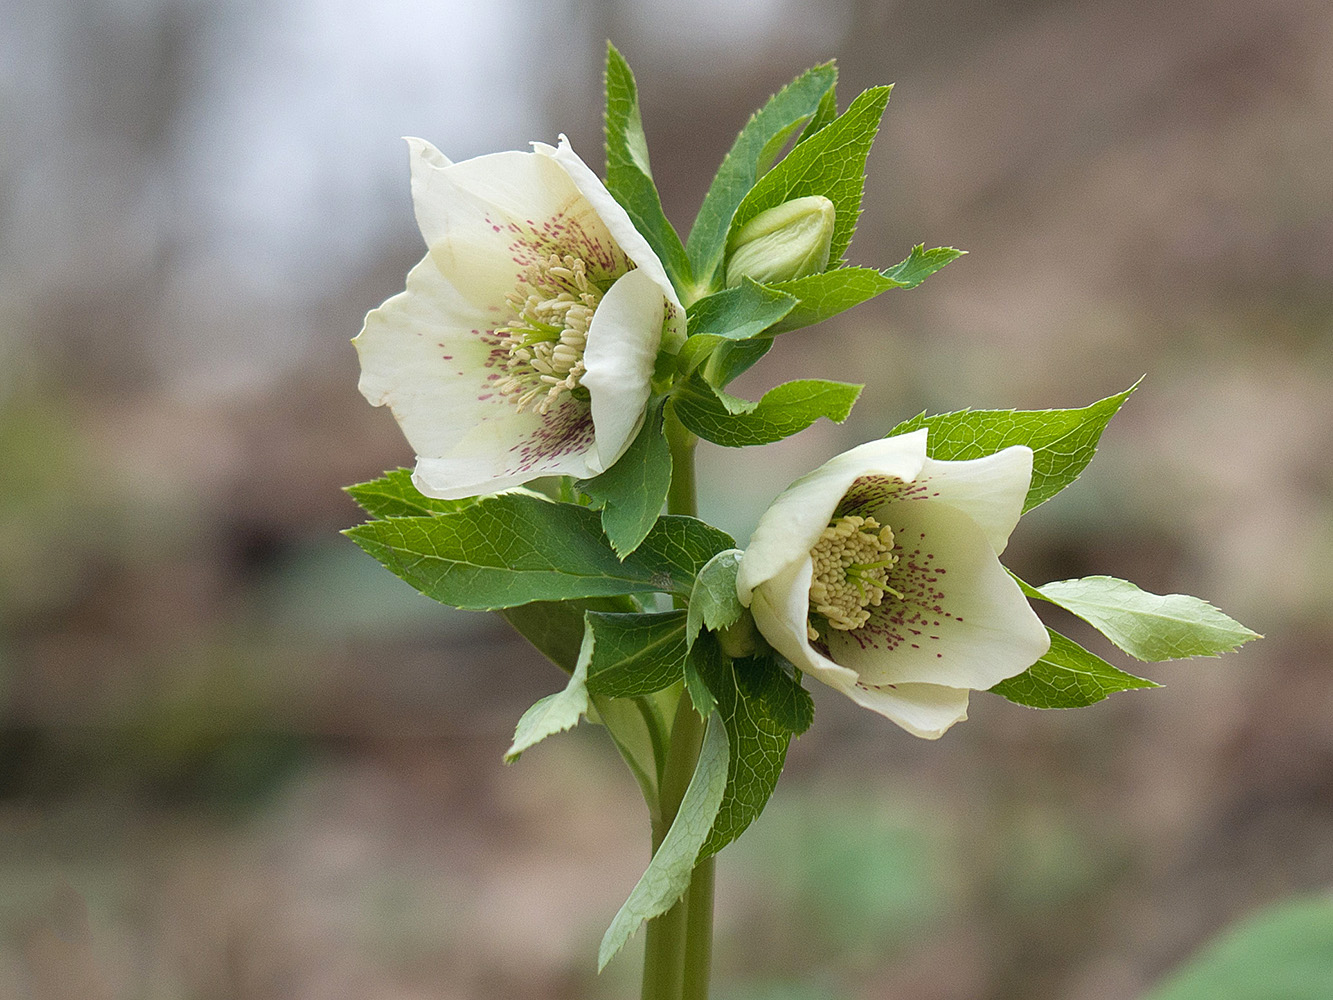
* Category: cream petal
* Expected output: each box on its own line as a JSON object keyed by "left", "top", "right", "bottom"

{"left": 824, "top": 499, "right": 1049, "bottom": 689}
{"left": 405, "top": 138, "right": 632, "bottom": 316}
{"left": 835, "top": 681, "right": 972, "bottom": 740}
{"left": 536, "top": 136, "right": 685, "bottom": 328}
{"left": 582, "top": 267, "right": 665, "bottom": 472}
{"left": 736, "top": 432, "right": 928, "bottom": 602}
{"left": 354, "top": 253, "right": 600, "bottom": 499}
{"left": 914, "top": 445, "right": 1033, "bottom": 555}
{"left": 748, "top": 560, "right": 860, "bottom": 688}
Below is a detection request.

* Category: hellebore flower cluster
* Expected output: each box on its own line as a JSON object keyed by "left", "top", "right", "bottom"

{"left": 355, "top": 136, "right": 683, "bottom": 500}
{"left": 736, "top": 430, "right": 1050, "bottom": 739}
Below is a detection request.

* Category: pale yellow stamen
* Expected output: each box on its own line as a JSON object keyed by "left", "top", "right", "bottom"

{"left": 497, "top": 253, "right": 604, "bottom": 415}
{"left": 807, "top": 515, "right": 902, "bottom": 641}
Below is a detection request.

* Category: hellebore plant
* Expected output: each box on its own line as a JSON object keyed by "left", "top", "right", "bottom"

{"left": 346, "top": 45, "right": 1259, "bottom": 1000}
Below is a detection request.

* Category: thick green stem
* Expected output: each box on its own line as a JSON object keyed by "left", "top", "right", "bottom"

{"left": 639, "top": 409, "right": 715, "bottom": 1000}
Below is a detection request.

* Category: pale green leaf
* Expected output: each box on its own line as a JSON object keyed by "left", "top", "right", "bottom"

{"left": 1143, "top": 896, "right": 1333, "bottom": 1000}
{"left": 728, "top": 86, "right": 892, "bottom": 268}
{"left": 505, "top": 622, "right": 593, "bottom": 761}
{"left": 687, "top": 63, "right": 838, "bottom": 288}
{"left": 344, "top": 494, "right": 734, "bottom": 610}
{"left": 578, "top": 397, "right": 671, "bottom": 557}
{"left": 604, "top": 43, "right": 691, "bottom": 288}
{"left": 794, "top": 82, "right": 839, "bottom": 146}
{"left": 590, "top": 691, "right": 675, "bottom": 812}
{"left": 686, "top": 548, "right": 745, "bottom": 648}
{"left": 887, "top": 383, "right": 1139, "bottom": 512}
{"left": 1036, "top": 576, "right": 1261, "bottom": 661}
{"left": 990, "top": 628, "right": 1158, "bottom": 708}
{"left": 672, "top": 375, "right": 861, "bottom": 448}
{"left": 598, "top": 713, "right": 729, "bottom": 970}
{"left": 584, "top": 610, "right": 690, "bottom": 697}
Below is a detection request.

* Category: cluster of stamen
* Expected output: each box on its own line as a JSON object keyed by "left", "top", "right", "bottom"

{"left": 497, "top": 253, "right": 605, "bottom": 415}
{"left": 807, "top": 515, "right": 902, "bottom": 641}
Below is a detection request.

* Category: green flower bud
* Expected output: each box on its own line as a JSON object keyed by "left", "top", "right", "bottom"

{"left": 725, "top": 195, "right": 835, "bottom": 288}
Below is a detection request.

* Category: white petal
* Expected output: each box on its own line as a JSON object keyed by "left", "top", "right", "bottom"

{"left": 536, "top": 136, "right": 685, "bottom": 323}
{"left": 823, "top": 499, "right": 1049, "bottom": 689}
{"left": 582, "top": 267, "right": 665, "bottom": 472}
{"left": 354, "top": 253, "right": 599, "bottom": 499}
{"left": 915, "top": 445, "right": 1033, "bottom": 555}
{"left": 836, "top": 681, "right": 972, "bottom": 740}
{"left": 736, "top": 432, "right": 928, "bottom": 602}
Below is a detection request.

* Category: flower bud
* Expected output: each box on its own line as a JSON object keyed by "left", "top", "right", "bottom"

{"left": 725, "top": 195, "right": 835, "bottom": 288}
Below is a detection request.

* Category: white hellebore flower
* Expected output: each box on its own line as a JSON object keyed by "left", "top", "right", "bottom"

{"left": 354, "top": 136, "right": 684, "bottom": 499}
{"left": 736, "top": 430, "right": 1050, "bottom": 739}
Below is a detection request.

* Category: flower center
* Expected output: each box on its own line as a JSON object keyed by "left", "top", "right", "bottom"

{"left": 807, "top": 515, "right": 903, "bottom": 641}
{"left": 497, "top": 253, "right": 606, "bottom": 415}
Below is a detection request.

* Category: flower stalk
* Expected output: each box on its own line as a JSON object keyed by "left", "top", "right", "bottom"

{"left": 639, "top": 410, "right": 714, "bottom": 1000}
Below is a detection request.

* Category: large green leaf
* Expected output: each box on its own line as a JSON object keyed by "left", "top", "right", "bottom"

{"left": 672, "top": 374, "right": 861, "bottom": 448}
{"left": 989, "top": 628, "right": 1158, "bottom": 708}
{"left": 692, "top": 640, "right": 801, "bottom": 859}
{"left": 1035, "top": 576, "right": 1261, "bottom": 661}
{"left": 687, "top": 63, "right": 838, "bottom": 288}
{"left": 345, "top": 468, "right": 478, "bottom": 519}
{"left": 598, "top": 712, "right": 729, "bottom": 970}
{"left": 584, "top": 610, "right": 691, "bottom": 698}
{"left": 767, "top": 246, "right": 964, "bottom": 334}
{"left": 344, "top": 494, "right": 734, "bottom": 610}
{"left": 604, "top": 43, "right": 691, "bottom": 290}
{"left": 1143, "top": 896, "right": 1333, "bottom": 1000}
{"left": 886, "top": 383, "right": 1139, "bottom": 512}
{"left": 728, "top": 86, "right": 892, "bottom": 268}
{"left": 578, "top": 397, "right": 672, "bottom": 557}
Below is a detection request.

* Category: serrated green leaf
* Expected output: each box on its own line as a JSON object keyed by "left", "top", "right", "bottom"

{"left": 598, "top": 712, "right": 729, "bottom": 970}
{"left": 578, "top": 397, "right": 671, "bottom": 557}
{"left": 686, "top": 279, "right": 796, "bottom": 342}
{"left": 687, "top": 63, "right": 838, "bottom": 288}
{"left": 881, "top": 244, "right": 966, "bottom": 288}
{"left": 1035, "top": 576, "right": 1261, "bottom": 661}
{"left": 686, "top": 548, "right": 745, "bottom": 648}
{"left": 677, "top": 328, "right": 779, "bottom": 390}
{"left": 584, "top": 610, "right": 690, "bottom": 697}
{"left": 345, "top": 468, "right": 477, "bottom": 519}
{"left": 743, "top": 656, "right": 815, "bottom": 736}
{"left": 500, "top": 596, "right": 640, "bottom": 674}
{"left": 887, "top": 383, "right": 1139, "bottom": 512}
{"left": 672, "top": 375, "right": 861, "bottom": 448}
{"left": 691, "top": 638, "right": 795, "bottom": 858}
{"left": 604, "top": 43, "right": 691, "bottom": 289}
{"left": 794, "top": 83, "right": 839, "bottom": 146}
{"left": 505, "top": 622, "right": 593, "bottom": 761}
{"left": 344, "top": 494, "right": 734, "bottom": 610}
{"left": 990, "top": 628, "right": 1158, "bottom": 708}
{"left": 684, "top": 655, "right": 717, "bottom": 719}
{"left": 766, "top": 247, "right": 964, "bottom": 334}
{"left": 1142, "top": 896, "right": 1333, "bottom": 1000}
{"left": 729, "top": 86, "right": 892, "bottom": 268}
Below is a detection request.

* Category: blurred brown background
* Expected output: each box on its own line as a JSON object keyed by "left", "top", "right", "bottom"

{"left": 1, "top": 0, "right": 1328, "bottom": 997}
